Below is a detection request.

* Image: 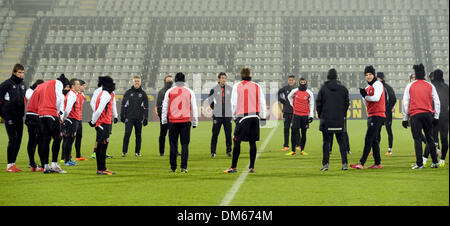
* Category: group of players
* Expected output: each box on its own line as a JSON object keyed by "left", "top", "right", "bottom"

{"left": 276, "top": 64, "right": 448, "bottom": 170}
{"left": 205, "top": 63, "right": 448, "bottom": 172}
{"left": 0, "top": 63, "right": 448, "bottom": 174}
{"left": 0, "top": 64, "right": 119, "bottom": 174}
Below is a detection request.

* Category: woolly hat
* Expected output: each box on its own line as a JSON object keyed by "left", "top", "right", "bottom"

{"left": 175, "top": 72, "right": 185, "bottom": 82}
{"left": 364, "top": 65, "right": 376, "bottom": 76}
{"left": 376, "top": 72, "right": 384, "bottom": 81}
{"left": 327, "top": 68, "right": 337, "bottom": 80}
{"left": 433, "top": 69, "right": 444, "bottom": 82}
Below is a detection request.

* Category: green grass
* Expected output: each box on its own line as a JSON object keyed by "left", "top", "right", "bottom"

{"left": 0, "top": 120, "right": 448, "bottom": 206}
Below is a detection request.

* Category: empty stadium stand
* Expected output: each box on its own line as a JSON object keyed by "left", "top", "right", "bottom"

{"left": 0, "top": 0, "right": 448, "bottom": 94}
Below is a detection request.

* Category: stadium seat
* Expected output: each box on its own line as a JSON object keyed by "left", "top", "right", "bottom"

{"left": 14, "top": 0, "right": 449, "bottom": 94}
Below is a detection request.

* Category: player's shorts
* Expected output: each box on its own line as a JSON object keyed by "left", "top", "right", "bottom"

{"left": 233, "top": 116, "right": 260, "bottom": 142}
{"left": 291, "top": 114, "right": 309, "bottom": 129}
{"left": 96, "top": 123, "right": 112, "bottom": 143}
{"left": 62, "top": 118, "right": 80, "bottom": 138}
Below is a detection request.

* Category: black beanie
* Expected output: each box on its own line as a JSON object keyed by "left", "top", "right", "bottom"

{"left": 413, "top": 64, "right": 425, "bottom": 80}
{"left": 433, "top": 69, "right": 444, "bottom": 82}
{"left": 175, "top": 72, "right": 185, "bottom": 82}
{"left": 377, "top": 72, "right": 384, "bottom": 81}
{"left": 327, "top": 68, "right": 337, "bottom": 80}
{"left": 364, "top": 66, "right": 376, "bottom": 76}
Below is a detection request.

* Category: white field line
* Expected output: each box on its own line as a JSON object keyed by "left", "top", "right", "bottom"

{"left": 219, "top": 123, "right": 279, "bottom": 206}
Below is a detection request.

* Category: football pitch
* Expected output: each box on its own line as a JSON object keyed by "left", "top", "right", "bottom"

{"left": 0, "top": 120, "right": 448, "bottom": 206}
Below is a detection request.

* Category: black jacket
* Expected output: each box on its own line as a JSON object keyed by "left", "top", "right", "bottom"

{"left": 382, "top": 81, "right": 397, "bottom": 114}
{"left": 277, "top": 85, "right": 294, "bottom": 114}
{"left": 0, "top": 74, "right": 26, "bottom": 119}
{"left": 156, "top": 84, "right": 172, "bottom": 119}
{"left": 316, "top": 80, "right": 349, "bottom": 133}
{"left": 208, "top": 83, "right": 232, "bottom": 118}
{"left": 432, "top": 80, "right": 449, "bottom": 118}
{"left": 120, "top": 86, "right": 149, "bottom": 121}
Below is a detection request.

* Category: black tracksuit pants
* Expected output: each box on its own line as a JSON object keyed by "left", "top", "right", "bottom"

{"left": 159, "top": 119, "right": 169, "bottom": 155}
{"left": 231, "top": 140, "right": 257, "bottom": 169}
{"left": 330, "top": 131, "right": 350, "bottom": 153}
{"left": 291, "top": 115, "right": 308, "bottom": 152}
{"left": 424, "top": 115, "right": 449, "bottom": 161}
{"left": 95, "top": 124, "right": 112, "bottom": 171}
{"left": 410, "top": 112, "right": 438, "bottom": 166}
{"left": 4, "top": 117, "right": 23, "bottom": 164}
{"left": 322, "top": 131, "right": 348, "bottom": 165}
{"left": 122, "top": 118, "right": 143, "bottom": 154}
{"left": 283, "top": 113, "right": 292, "bottom": 147}
{"left": 359, "top": 116, "right": 385, "bottom": 165}
{"left": 330, "top": 119, "right": 350, "bottom": 153}
{"left": 377, "top": 114, "right": 394, "bottom": 149}
{"left": 75, "top": 122, "right": 82, "bottom": 158}
{"left": 61, "top": 118, "right": 80, "bottom": 162}
{"left": 38, "top": 116, "right": 62, "bottom": 166}
{"left": 210, "top": 117, "right": 232, "bottom": 154}
{"left": 291, "top": 127, "right": 307, "bottom": 152}
{"left": 25, "top": 114, "right": 40, "bottom": 167}
{"left": 436, "top": 116, "right": 449, "bottom": 160}
{"left": 169, "top": 122, "right": 191, "bottom": 170}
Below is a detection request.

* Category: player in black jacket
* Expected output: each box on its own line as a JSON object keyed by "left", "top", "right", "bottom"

{"left": 277, "top": 75, "right": 296, "bottom": 151}
{"left": 329, "top": 79, "right": 351, "bottom": 156}
{"left": 425, "top": 69, "right": 449, "bottom": 167}
{"left": 0, "top": 64, "right": 27, "bottom": 172}
{"left": 120, "top": 76, "right": 149, "bottom": 157}
{"left": 156, "top": 75, "right": 173, "bottom": 156}
{"left": 316, "top": 69, "right": 350, "bottom": 171}
{"left": 376, "top": 72, "right": 397, "bottom": 155}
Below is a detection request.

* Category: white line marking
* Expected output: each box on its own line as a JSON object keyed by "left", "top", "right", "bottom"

{"left": 219, "top": 123, "right": 279, "bottom": 206}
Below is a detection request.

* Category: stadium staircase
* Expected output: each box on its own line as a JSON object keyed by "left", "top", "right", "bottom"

{"left": 0, "top": 17, "right": 34, "bottom": 82}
